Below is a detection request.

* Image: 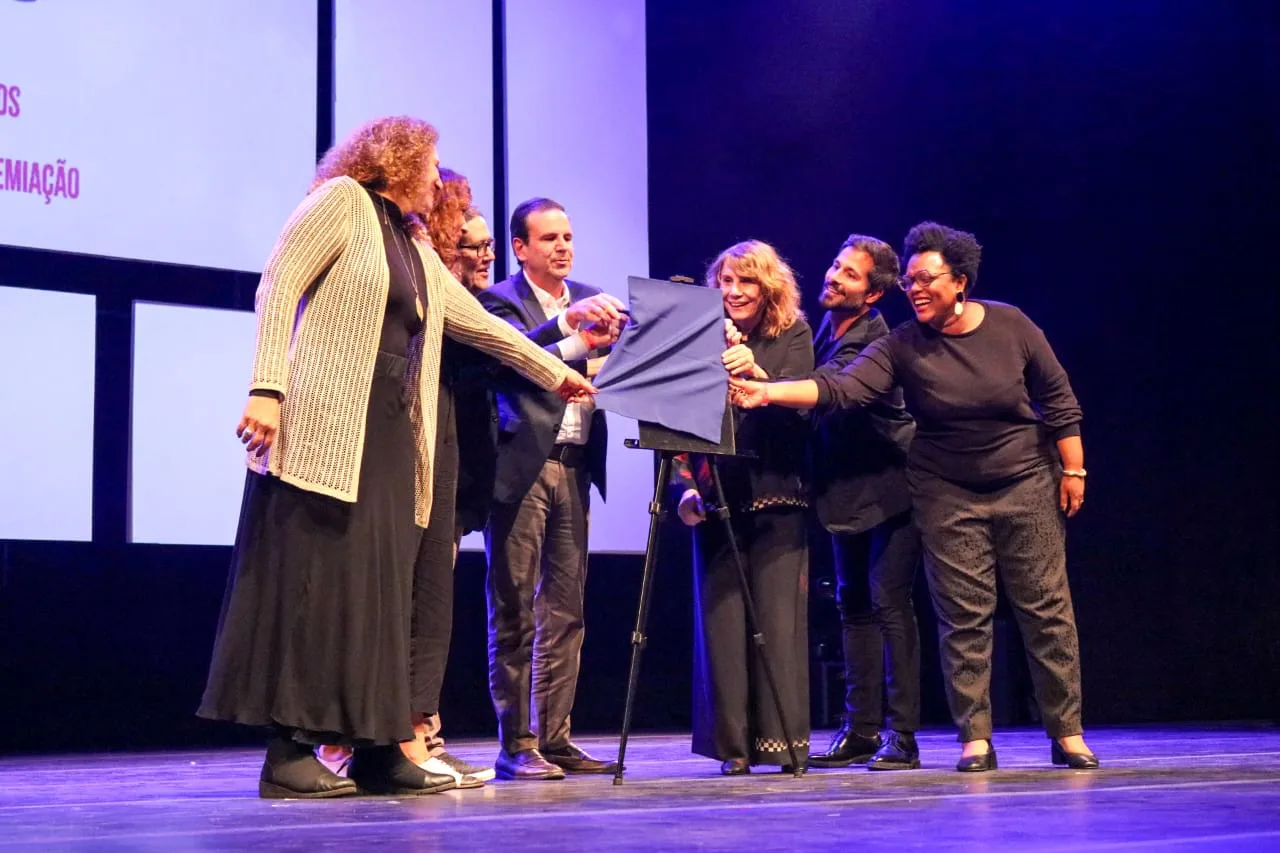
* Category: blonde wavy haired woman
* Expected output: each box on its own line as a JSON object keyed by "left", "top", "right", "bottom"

{"left": 197, "top": 116, "right": 594, "bottom": 800}
{"left": 670, "top": 240, "right": 815, "bottom": 775}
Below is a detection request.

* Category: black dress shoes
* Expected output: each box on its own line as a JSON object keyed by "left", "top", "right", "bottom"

{"left": 956, "top": 741, "right": 997, "bottom": 773}
{"left": 868, "top": 731, "right": 921, "bottom": 771}
{"left": 808, "top": 724, "right": 882, "bottom": 768}
{"left": 1052, "top": 741, "right": 1100, "bottom": 769}
{"left": 259, "top": 737, "right": 359, "bottom": 799}
{"left": 541, "top": 742, "right": 619, "bottom": 774}
{"left": 495, "top": 748, "right": 566, "bottom": 780}
{"left": 347, "top": 745, "right": 457, "bottom": 795}
{"left": 720, "top": 758, "right": 750, "bottom": 776}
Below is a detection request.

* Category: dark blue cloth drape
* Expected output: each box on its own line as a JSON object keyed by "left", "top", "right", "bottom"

{"left": 594, "top": 276, "right": 727, "bottom": 442}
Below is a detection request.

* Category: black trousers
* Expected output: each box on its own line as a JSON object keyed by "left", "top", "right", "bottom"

{"left": 830, "top": 509, "right": 922, "bottom": 735}
{"left": 911, "top": 465, "right": 1083, "bottom": 742}
{"left": 409, "top": 380, "right": 458, "bottom": 718}
{"left": 485, "top": 457, "right": 590, "bottom": 754}
{"left": 692, "top": 507, "right": 810, "bottom": 765}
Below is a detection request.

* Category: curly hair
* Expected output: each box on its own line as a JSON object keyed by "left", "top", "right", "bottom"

{"left": 312, "top": 116, "right": 439, "bottom": 237}
{"left": 902, "top": 221, "right": 983, "bottom": 291}
{"left": 705, "top": 240, "right": 803, "bottom": 340}
{"left": 424, "top": 168, "right": 473, "bottom": 274}
{"left": 838, "top": 234, "right": 900, "bottom": 296}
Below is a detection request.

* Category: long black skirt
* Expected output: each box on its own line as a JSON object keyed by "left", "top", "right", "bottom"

{"left": 198, "top": 352, "right": 420, "bottom": 746}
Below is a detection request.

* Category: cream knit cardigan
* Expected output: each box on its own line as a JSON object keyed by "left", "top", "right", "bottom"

{"left": 246, "top": 175, "right": 568, "bottom": 526}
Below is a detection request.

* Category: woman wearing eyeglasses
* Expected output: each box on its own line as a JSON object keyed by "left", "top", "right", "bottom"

{"left": 732, "top": 221, "right": 1096, "bottom": 772}
{"left": 455, "top": 210, "right": 495, "bottom": 292}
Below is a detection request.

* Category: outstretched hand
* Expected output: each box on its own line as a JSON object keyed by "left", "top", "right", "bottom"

{"left": 579, "top": 317, "right": 623, "bottom": 350}
{"left": 729, "top": 377, "right": 769, "bottom": 409}
{"left": 556, "top": 369, "right": 597, "bottom": 404}
{"left": 565, "top": 293, "right": 627, "bottom": 330}
{"left": 724, "top": 319, "right": 744, "bottom": 346}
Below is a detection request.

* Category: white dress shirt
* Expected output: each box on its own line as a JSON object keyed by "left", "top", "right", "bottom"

{"left": 526, "top": 271, "right": 595, "bottom": 446}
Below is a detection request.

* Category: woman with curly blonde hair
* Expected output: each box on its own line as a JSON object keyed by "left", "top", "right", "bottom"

{"left": 670, "top": 239, "right": 815, "bottom": 774}
{"left": 197, "top": 116, "right": 594, "bottom": 799}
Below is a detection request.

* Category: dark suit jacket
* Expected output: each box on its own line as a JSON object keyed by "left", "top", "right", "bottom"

{"left": 477, "top": 272, "right": 608, "bottom": 505}
{"left": 811, "top": 308, "right": 915, "bottom": 535}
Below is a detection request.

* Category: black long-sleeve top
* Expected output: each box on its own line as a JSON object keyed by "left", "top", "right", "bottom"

{"left": 367, "top": 189, "right": 426, "bottom": 355}
{"left": 813, "top": 301, "right": 1082, "bottom": 487}
{"left": 674, "top": 318, "right": 815, "bottom": 513}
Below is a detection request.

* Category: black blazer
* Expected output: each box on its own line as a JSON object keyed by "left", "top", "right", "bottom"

{"left": 811, "top": 309, "right": 915, "bottom": 535}
{"left": 477, "top": 272, "right": 608, "bottom": 505}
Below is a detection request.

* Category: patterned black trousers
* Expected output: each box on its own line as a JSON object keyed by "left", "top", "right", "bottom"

{"left": 910, "top": 465, "right": 1083, "bottom": 742}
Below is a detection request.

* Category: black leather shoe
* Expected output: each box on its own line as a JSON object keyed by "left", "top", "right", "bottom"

{"left": 259, "top": 737, "right": 359, "bottom": 799}
{"left": 720, "top": 758, "right": 750, "bottom": 776}
{"left": 347, "top": 745, "right": 457, "bottom": 795}
{"left": 541, "top": 743, "right": 618, "bottom": 774}
{"left": 495, "top": 748, "right": 566, "bottom": 780}
{"left": 956, "top": 741, "right": 997, "bottom": 773}
{"left": 808, "top": 724, "right": 881, "bottom": 768}
{"left": 1052, "top": 740, "right": 1100, "bottom": 769}
{"left": 868, "top": 731, "right": 921, "bottom": 771}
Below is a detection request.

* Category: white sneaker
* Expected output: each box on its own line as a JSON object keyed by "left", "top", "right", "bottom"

{"left": 436, "top": 751, "right": 497, "bottom": 782}
{"left": 420, "top": 755, "right": 485, "bottom": 788}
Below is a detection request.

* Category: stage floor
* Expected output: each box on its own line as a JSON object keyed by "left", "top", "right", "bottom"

{"left": 1, "top": 726, "right": 1277, "bottom": 851}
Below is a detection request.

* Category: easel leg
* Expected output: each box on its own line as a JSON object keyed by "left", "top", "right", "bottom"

{"left": 708, "top": 463, "right": 804, "bottom": 777}
{"left": 613, "top": 452, "right": 673, "bottom": 784}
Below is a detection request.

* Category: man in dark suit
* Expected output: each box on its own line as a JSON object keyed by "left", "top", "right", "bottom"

{"left": 807, "top": 234, "right": 924, "bottom": 771}
{"left": 477, "top": 198, "right": 624, "bottom": 780}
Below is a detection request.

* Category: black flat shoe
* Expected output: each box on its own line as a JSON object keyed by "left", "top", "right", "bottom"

{"left": 956, "top": 741, "right": 997, "bottom": 773}
{"left": 1052, "top": 741, "right": 1100, "bottom": 770}
{"left": 868, "top": 731, "right": 921, "bottom": 771}
{"left": 808, "top": 724, "right": 881, "bottom": 768}
{"left": 720, "top": 758, "right": 750, "bottom": 776}
{"left": 348, "top": 745, "right": 457, "bottom": 795}
{"left": 259, "top": 737, "right": 358, "bottom": 799}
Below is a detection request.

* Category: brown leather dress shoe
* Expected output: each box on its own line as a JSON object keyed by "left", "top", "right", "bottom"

{"left": 495, "top": 748, "right": 566, "bottom": 780}
{"left": 541, "top": 742, "right": 619, "bottom": 774}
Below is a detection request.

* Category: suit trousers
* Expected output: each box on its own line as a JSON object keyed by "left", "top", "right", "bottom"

{"left": 485, "top": 457, "right": 590, "bottom": 754}
{"left": 910, "top": 464, "right": 1083, "bottom": 742}
{"left": 831, "top": 509, "right": 922, "bottom": 735}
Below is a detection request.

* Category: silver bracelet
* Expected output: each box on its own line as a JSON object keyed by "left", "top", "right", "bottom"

{"left": 1062, "top": 468, "right": 1087, "bottom": 478}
